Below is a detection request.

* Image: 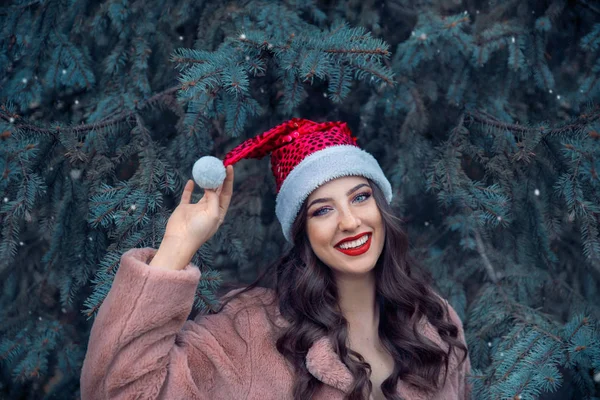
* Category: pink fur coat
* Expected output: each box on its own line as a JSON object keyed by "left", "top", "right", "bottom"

{"left": 80, "top": 248, "right": 471, "bottom": 399}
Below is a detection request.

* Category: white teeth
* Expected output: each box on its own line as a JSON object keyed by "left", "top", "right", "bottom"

{"left": 338, "top": 234, "right": 369, "bottom": 249}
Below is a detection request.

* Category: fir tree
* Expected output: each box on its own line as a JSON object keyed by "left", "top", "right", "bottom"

{"left": 1, "top": 0, "right": 599, "bottom": 399}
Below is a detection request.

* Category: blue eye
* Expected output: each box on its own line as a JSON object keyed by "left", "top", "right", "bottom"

{"left": 311, "top": 192, "right": 372, "bottom": 217}
{"left": 312, "top": 207, "right": 329, "bottom": 217}
{"left": 353, "top": 192, "right": 371, "bottom": 203}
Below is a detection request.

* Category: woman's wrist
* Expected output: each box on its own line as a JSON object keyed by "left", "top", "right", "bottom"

{"left": 149, "top": 236, "right": 199, "bottom": 270}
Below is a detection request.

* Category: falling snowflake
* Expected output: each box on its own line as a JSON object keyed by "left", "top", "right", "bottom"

{"left": 534, "top": 189, "right": 540, "bottom": 196}
{"left": 239, "top": 33, "right": 246, "bottom": 40}
{"left": 70, "top": 169, "right": 82, "bottom": 180}
{"left": 22, "top": 78, "right": 28, "bottom": 84}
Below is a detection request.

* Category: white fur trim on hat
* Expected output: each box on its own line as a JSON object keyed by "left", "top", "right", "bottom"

{"left": 275, "top": 145, "right": 393, "bottom": 242}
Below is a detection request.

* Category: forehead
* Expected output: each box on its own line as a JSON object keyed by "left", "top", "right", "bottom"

{"left": 307, "top": 176, "right": 370, "bottom": 201}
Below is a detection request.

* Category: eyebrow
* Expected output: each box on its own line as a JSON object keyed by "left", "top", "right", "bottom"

{"left": 307, "top": 183, "right": 371, "bottom": 211}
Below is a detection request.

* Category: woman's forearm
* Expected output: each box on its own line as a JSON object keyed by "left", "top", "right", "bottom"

{"left": 81, "top": 248, "right": 202, "bottom": 399}
{"left": 149, "top": 236, "right": 199, "bottom": 270}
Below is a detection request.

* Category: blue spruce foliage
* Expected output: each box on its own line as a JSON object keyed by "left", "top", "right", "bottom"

{"left": 1, "top": 0, "right": 599, "bottom": 398}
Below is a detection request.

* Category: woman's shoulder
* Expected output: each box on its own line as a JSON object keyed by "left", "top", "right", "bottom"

{"left": 415, "top": 291, "right": 467, "bottom": 352}
{"left": 219, "top": 286, "right": 278, "bottom": 313}
{"left": 192, "top": 286, "right": 287, "bottom": 331}
{"left": 417, "top": 292, "right": 469, "bottom": 373}
{"left": 428, "top": 290, "right": 465, "bottom": 328}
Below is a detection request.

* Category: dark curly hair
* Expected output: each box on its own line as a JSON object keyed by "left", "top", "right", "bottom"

{"left": 215, "top": 178, "right": 468, "bottom": 399}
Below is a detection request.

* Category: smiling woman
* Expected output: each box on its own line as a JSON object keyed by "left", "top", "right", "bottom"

{"left": 81, "top": 118, "right": 471, "bottom": 400}
{"left": 306, "top": 178, "right": 385, "bottom": 276}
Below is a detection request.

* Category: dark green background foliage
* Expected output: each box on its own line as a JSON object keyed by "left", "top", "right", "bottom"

{"left": 1, "top": 0, "right": 599, "bottom": 398}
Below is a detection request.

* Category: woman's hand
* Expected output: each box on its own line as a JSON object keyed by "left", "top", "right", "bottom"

{"left": 166, "top": 165, "right": 234, "bottom": 248}
{"left": 150, "top": 166, "right": 234, "bottom": 270}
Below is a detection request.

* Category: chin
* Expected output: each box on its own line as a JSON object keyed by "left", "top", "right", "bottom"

{"left": 333, "top": 257, "right": 379, "bottom": 275}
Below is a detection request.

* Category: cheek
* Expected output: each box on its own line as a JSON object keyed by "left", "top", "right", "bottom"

{"left": 305, "top": 221, "right": 319, "bottom": 248}
{"left": 306, "top": 220, "right": 333, "bottom": 249}
{"left": 371, "top": 210, "right": 385, "bottom": 242}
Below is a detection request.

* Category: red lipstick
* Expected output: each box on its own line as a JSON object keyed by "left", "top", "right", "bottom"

{"left": 335, "top": 232, "right": 371, "bottom": 247}
{"left": 335, "top": 233, "right": 372, "bottom": 256}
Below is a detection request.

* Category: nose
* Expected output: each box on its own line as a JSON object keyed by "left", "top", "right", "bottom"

{"left": 338, "top": 207, "right": 361, "bottom": 232}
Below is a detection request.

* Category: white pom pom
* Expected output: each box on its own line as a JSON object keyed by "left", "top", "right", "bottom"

{"left": 192, "top": 156, "right": 226, "bottom": 189}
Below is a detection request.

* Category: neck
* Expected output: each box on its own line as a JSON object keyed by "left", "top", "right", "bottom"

{"left": 335, "top": 270, "right": 379, "bottom": 346}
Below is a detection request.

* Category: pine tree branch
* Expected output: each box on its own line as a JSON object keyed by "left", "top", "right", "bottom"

{"left": 473, "top": 227, "right": 498, "bottom": 283}
{"left": 0, "top": 86, "right": 180, "bottom": 136}
{"left": 239, "top": 37, "right": 394, "bottom": 86}
{"left": 0, "top": 0, "right": 42, "bottom": 14}
{"left": 577, "top": 0, "right": 600, "bottom": 16}
{"left": 180, "top": 70, "right": 224, "bottom": 91}
{"left": 465, "top": 107, "right": 600, "bottom": 137}
{"left": 323, "top": 47, "right": 390, "bottom": 57}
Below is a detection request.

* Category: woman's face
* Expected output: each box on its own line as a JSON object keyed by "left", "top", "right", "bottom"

{"left": 305, "top": 176, "right": 385, "bottom": 277}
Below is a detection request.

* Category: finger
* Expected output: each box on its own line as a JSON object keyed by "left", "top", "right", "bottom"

{"left": 202, "top": 187, "right": 221, "bottom": 220}
{"left": 180, "top": 180, "right": 194, "bottom": 205}
{"left": 219, "top": 166, "right": 234, "bottom": 218}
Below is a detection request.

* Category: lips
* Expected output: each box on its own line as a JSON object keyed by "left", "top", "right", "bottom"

{"left": 335, "top": 232, "right": 371, "bottom": 247}
{"left": 335, "top": 234, "right": 372, "bottom": 256}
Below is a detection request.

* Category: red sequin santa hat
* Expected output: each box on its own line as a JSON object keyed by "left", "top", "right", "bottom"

{"left": 192, "top": 118, "right": 392, "bottom": 242}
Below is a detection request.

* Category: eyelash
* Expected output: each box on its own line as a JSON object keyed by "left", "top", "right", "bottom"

{"left": 311, "top": 191, "right": 372, "bottom": 217}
